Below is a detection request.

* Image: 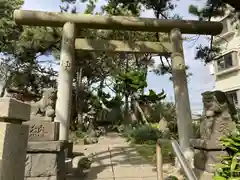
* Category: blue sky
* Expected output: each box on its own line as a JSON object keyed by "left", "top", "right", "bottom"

{"left": 22, "top": 0, "right": 215, "bottom": 114}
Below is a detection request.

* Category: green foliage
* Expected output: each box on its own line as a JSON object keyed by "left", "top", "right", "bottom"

{"left": 0, "top": 0, "right": 23, "bottom": 54}
{"left": 148, "top": 101, "right": 177, "bottom": 131}
{"left": 105, "top": 96, "right": 123, "bottom": 109}
{"left": 214, "top": 128, "right": 240, "bottom": 179}
{"left": 115, "top": 70, "right": 147, "bottom": 94}
{"left": 102, "top": 0, "right": 141, "bottom": 16}
{"left": 106, "top": 0, "right": 177, "bottom": 18}
{"left": 139, "top": 89, "right": 166, "bottom": 105}
{"left": 149, "top": 122, "right": 160, "bottom": 129}
{"left": 101, "top": 0, "right": 187, "bottom": 77}
{"left": 59, "top": 0, "right": 179, "bottom": 130}
{"left": 85, "top": 0, "right": 98, "bottom": 14}
{"left": 236, "top": 108, "right": 240, "bottom": 122}
{"left": 195, "top": 45, "right": 221, "bottom": 63}
{"left": 123, "top": 124, "right": 174, "bottom": 164}
{"left": 166, "top": 176, "right": 179, "bottom": 180}
{"left": 69, "top": 128, "right": 87, "bottom": 144}
{"left": 132, "top": 141, "right": 174, "bottom": 164}
{"left": 2, "top": 0, "right": 177, "bottom": 132}
{"left": 188, "top": 1, "right": 226, "bottom": 21}
{"left": 123, "top": 125, "right": 162, "bottom": 144}
{"left": 86, "top": 92, "right": 102, "bottom": 111}
{"left": 189, "top": 0, "right": 239, "bottom": 64}
{"left": 0, "top": 0, "right": 60, "bottom": 96}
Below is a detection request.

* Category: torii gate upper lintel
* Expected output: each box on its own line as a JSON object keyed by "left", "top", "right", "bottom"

{"left": 14, "top": 10, "right": 222, "bottom": 35}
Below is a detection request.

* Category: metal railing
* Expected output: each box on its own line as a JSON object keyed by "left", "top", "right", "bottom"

{"left": 156, "top": 139, "right": 198, "bottom": 180}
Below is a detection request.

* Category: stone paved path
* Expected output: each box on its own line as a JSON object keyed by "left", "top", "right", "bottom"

{"left": 69, "top": 133, "right": 215, "bottom": 180}
{"left": 71, "top": 133, "right": 181, "bottom": 180}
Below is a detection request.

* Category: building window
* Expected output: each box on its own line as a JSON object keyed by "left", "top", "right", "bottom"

{"left": 217, "top": 53, "right": 233, "bottom": 71}
{"left": 226, "top": 90, "right": 239, "bottom": 105}
{"left": 216, "top": 52, "right": 237, "bottom": 72}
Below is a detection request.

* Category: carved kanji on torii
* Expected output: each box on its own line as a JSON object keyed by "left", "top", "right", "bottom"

{"left": 13, "top": 10, "right": 223, "bottom": 157}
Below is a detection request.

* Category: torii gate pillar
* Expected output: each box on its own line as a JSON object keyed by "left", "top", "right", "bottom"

{"left": 54, "top": 22, "right": 76, "bottom": 141}
{"left": 170, "top": 28, "right": 194, "bottom": 167}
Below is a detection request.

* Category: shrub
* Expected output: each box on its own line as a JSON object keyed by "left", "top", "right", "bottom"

{"left": 126, "top": 125, "right": 162, "bottom": 144}
{"left": 132, "top": 139, "right": 174, "bottom": 164}
{"left": 165, "top": 176, "right": 179, "bottom": 180}
{"left": 150, "top": 123, "right": 160, "bottom": 129}
{"left": 69, "top": 128, "right": 86, "bottom": 144}
{"left": 122, "top": 125, "right": 175, "bottom": 164}
{"left": 213, "top": 127, "right": 240, "bottom": 179}
{"left": 122, "top": 125, "right": 134, "bottom": 139}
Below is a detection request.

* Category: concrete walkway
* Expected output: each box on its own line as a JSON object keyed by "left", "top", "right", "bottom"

{"left": 72, "top": 133, "right": 181, "bottom": 180}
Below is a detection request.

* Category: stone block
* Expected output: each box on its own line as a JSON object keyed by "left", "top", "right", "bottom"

{"left": 194, "top": 168, "right": 214, "bottom": 180}
{"left": 194, "top": 149, "right": 228, "bottom": 173}
{"left": 25, "top": 153, "right": 58, "bottom": 177}
{"left": 0, "top": 98, "right": 30, "bottom": 122}
{"left": 0, "top": 122, "right": 29, "bottom": 180}
{"left": 24, "top": 121, "right": 59, "bottom": 141}
{"left": 190, "top": 139, "right": 223, "bottom": 150}
{"left": 24, "top": 176, "right": 58, "bottom": 180}
{"left": 25, "top": 141, "right": 66, "bottom": 179}
{"left": 25, "top": 152, "right": 65, "bottom": 177}
{"left": 27, "top": 141, "right": 66, "bottom": 152}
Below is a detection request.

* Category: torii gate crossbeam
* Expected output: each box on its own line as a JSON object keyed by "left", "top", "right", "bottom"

{"left": 14, "top": 10, "right": 222, "bottom": 35}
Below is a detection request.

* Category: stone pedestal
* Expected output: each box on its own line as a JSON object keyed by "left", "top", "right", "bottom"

{"left": 190, "top": 139, "right": 227, "bottom": 172}
{"left": 0, "top": 98, "right": 30, "bottom": 180}
{"left": 25, "top": 141, "right": 66, "bottom": 180}
{"left": 194, "top": 168, "right": 214, "bottom": 180}
{"left": 23, "top": 119, "right": 68, "bottom": 180}
{"left": 190, "top": 91, "right": 238, "bottom": 173}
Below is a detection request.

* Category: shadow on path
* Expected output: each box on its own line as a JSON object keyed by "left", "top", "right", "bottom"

{"left": 71, "top": 133, "right": 158, "bottom": 180}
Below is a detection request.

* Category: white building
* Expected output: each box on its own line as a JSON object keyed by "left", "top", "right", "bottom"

{"left": 209, "top": 10, "right": 240, "bottom": 107}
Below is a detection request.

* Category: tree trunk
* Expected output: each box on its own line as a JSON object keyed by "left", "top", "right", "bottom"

{"left": 76, "top": 67, "right": 83, "bottom": 126}
{"left": 124, "top": 53, "right": 130, "bottom": 123}
{"left": 141, "top": 103, "right": 151, "bottom": 120}
{"left": 129, "top": 100, "right": 138, "bottom": 124}
{"left": 0, "top": 70, "right": 11, "bottom": 97}
{"left": 0, "top": 81, "right": 8, "bottom": 97}
{"left": 134, "top": 98, "right": 149, "bottom": 125}
{"left": 124, "top": 93, "right": 129, "bottom": 118}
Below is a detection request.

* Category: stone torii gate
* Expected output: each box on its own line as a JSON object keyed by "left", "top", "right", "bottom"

{"left": 13, "top": 10, "right": 223, "bottom": 157}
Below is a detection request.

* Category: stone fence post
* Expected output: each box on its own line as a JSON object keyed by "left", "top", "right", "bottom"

{"left": 0, "top": 98, "right": 30, "bottom": 180}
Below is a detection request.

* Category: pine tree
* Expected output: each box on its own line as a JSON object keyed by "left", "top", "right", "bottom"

{"left": 0, "top": 0, "right": 61, "bottom": 96}
{"left": 189, "top": 0, "right": 239, "bottom": 63}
